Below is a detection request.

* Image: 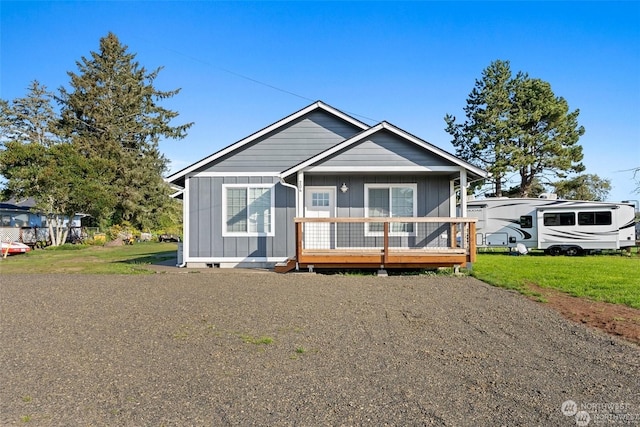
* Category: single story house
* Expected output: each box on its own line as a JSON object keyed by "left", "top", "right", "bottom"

{"left": 0, "top": 198, "right": 83, "bottom": 245}
{"left": 166, "top": 101, "right": 489, "bottom": 271}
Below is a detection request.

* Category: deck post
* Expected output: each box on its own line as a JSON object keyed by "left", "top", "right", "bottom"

{"left": 383, "top": 221, "right": 389, "bottom": 266}
{"left": 469, "top": 222, "right": 477, "bottom": 263}
{"left": 450, "top": 223, "right": 457, "bottom": 248}
{"left": 296, "top": 220, "right": 303, "bottom": 262}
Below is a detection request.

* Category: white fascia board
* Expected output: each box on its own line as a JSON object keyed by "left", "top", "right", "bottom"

{"left": 306, "top": 166, "right": 464, "bottom": 173}
{"left": 166, "top": 101, "right": 370, "bottom": 184}
{"left": 170, "top": 189, "right": 184, "bottom": 199}
{"left": 190, "top": 172, "right": 281, "bottom": 178}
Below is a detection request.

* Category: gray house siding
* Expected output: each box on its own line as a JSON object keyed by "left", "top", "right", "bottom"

{"left": 200, "top": 111, "right": 364, "bottom": 173}
{"left": 320, "top": 130, "right": 457, "bottom": 168}
{"left": 188, "top": 176, "right": 296, "bottom": 259}
{"left": 305, "top": 174, "right": 451, "bottom": 249}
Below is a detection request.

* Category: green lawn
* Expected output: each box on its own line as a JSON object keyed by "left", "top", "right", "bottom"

{"left": 472, "top": 251, "right": 640, "bottom": 309}
{"left": 0, "top": 242, "right": 178, "bottom": 274}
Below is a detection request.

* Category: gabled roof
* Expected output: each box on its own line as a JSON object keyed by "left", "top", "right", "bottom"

{"left": 166, "top": 101, "right": 370, "bottom": 186}
{"left": 280, "top": 121, "right": 489, "bottom": 180}
{"left": 0, "top": 197, "right": 36, "bottom": 211}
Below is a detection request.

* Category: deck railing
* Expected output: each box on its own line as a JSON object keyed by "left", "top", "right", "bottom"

{"left": 293, "top": 217, "right": 477, "bottom": 269}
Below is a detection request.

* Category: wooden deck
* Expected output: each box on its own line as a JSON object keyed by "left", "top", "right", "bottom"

{"left": 275, "top": 217, "right": 477, "bottom": 273}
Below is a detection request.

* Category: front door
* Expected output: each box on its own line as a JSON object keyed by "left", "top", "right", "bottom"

{"left": 304, "top": 187, "right": 336, "bottom": 249}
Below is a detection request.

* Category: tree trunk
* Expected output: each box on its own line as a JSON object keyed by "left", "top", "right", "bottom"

{"left": 47, "top": 216, "right": 67, "bottom": 246}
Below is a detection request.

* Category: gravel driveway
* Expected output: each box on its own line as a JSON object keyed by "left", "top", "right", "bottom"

{"left": 1, "top": 271, "right": 638, "bottom": 426}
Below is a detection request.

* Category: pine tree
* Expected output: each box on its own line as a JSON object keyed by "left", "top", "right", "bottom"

{"left": 57, "top": 32, "right": 192, "bottom": 229}
{"left": 445, "top": 60, "right": 585, "bottom": 197}
{"left": 552, "top": 174, "right": 611, "bottom": 201}
{"left": 445, "top": 60, "right": 517, "bottom": 196}
{"left": 0, "top": 81, "right": 105, "bottom": 245}
{"left": 509, "top": 78, "right": 585, "bottom": 197}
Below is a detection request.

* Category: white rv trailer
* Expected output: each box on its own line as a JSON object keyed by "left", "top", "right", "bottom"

{"left": 466, "top": 197, "right": 637, "bottom": 255}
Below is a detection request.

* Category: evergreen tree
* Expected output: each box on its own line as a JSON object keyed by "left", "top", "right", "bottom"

{"left": 552, "top": 174, "right": 611, "bottom": 201}
{"left": 57, "top": 32, "right": 192, "bottom": 229}
{"left": 503, "top": 178, "right": 546, "bottom": 198}
{"left": 445, "top": 60, "right": 585, "bottom": 197}
{"left": 509, "top": 78, "right": 585, "bottom": 196}
{"left": 444, "top": 60, "right": 516, "bottom": 197}
{"left": 0, "top": 81, "right": 109, "bottom": 245}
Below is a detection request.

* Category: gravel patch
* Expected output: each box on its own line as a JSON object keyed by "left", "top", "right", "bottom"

{"left": 1, "top": 272, "right": 638, "bottom": 426}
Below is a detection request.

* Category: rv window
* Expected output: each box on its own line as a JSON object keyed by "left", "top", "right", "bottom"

{"left": 519, "top": 215, "right": 533, "bottom": 228}
{"left": 543, "top": 213, "right": 575, "bottom": 226}
{"left": 578, "top": 211, "right": 612, "bottom": 226}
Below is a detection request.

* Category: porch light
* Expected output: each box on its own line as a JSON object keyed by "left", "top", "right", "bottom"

{"left": 340, "top": 183, "right": 349, "bottom": 193}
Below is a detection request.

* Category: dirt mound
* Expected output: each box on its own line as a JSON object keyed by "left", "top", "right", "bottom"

{"left": 527, "top": 283, "right": 640, "bottom": 345}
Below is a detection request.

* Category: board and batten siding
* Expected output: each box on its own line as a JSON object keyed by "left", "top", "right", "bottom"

{"left": 305, "top": 175, "right": 452, "bottom": 248}
{"left": 188, "top": 176, "right": 296, "bottom": 259}
{"left": 306, "top": 174, "right": 451, "bottom": 217}
{"left": 200, "top": 111, "right": 364, "bottom": 173}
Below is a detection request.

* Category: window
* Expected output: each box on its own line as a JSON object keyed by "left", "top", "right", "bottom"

{"left": 223, "top": 185, "right": 274, "bottom": 236}
{"left": 519, "top": 215, "right": 533, "bottom": 229}
{"left": 365, "top": 184, "right": 417, "bottom": 235}
{"left": 312, "top": 192, "right": 330, "bottom": 207}
{"left": 543, "top": 212, "right": 575, "bottom": 226}
{"left": 578, "top": 211, "right": 612, "bottom": 226}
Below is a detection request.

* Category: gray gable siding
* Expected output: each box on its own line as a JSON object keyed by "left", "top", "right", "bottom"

{"left": 188, "top": 176, "right": 296, "bottom": 259}
{"left": 319, "top": 130, "right": 457, "bottom": 168}
{"left": 201, "top": 111, "right": 364, "bottom": 173}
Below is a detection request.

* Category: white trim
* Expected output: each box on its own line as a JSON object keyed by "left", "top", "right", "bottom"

{"left": 166, "top": 101, "right": 369, "bottom": 184}
{"left": 297, "top": 172, "right": 305, "bottom": 217}
{"left": 305, "top": 166, "right": 463, "bottom": 173}
{"left": 222, "top": 183, "right": 276, "bottom": 237}
{"left": 182, "top": 176, "right": 190, "bottom": 265}
{"left": 185, "top": 257, "right": 285, "bottom": 263}
{"left": 281, "top": 121, "right": 488, "bottom": 180}
{"left": 170, "top": 188, "right": 184, "bottom": 199}
{"left": 364, "top": 183, "right": 418, "bottom": 237}
{"left": 304, "top": 186, "right": 337, "bottom": 218}
{"left": 449, "top": 179, "right": 456, "bottom": 217}
{"left": 304, "top": 186, "right": 337, "bottom": 250}
{"left": 459, "top": 168, "right": 468, "bottom": 217}
{"left": 282, "top": 124, "right": 383, "bottom": 177}
{"left": 191, "top": 171, "right": 281, "bottom": 178}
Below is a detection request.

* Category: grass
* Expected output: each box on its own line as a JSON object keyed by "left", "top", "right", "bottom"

{"left": 0, "top": 242, "right": 178, "bottom": 274}
{"left": 240, "top": 334, "right": 274, "bottom": 345}
{"left": 472, "top": 250, "right": 640, "bottom": 309}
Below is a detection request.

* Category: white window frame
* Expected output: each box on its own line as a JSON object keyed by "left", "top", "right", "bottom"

{"left": 222, "top": 183, "right": 275, "bottom": 237}
{"left": 364, "top": 183, "right": 417, "bottom": 236}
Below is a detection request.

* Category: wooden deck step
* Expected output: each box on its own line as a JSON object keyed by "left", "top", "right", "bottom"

{"left": 274, "top": 257, "right": 297, "bottom": 274}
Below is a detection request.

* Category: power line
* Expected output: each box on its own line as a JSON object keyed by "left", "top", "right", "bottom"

{"left": 131, "top": 35, "right": 379, "bottom": 123}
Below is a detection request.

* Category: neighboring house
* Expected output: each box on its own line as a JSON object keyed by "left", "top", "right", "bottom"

{"left": 0, "top": 198, "right": 82, "bottom": 245}
{"left": 167, "top": 101, "right": 489, "bottom": 271}
{"left": 0, "top": 198, "right": 44, "bottom": 228}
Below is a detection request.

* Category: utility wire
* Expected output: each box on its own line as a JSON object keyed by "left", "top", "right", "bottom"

{"left": 132, "top": 35, "right": 379, "bottom": 123}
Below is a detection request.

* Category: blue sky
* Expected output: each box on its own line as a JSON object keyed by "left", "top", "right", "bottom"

{"left": 2, "top": 1, "right": 639, "bottom": 202}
